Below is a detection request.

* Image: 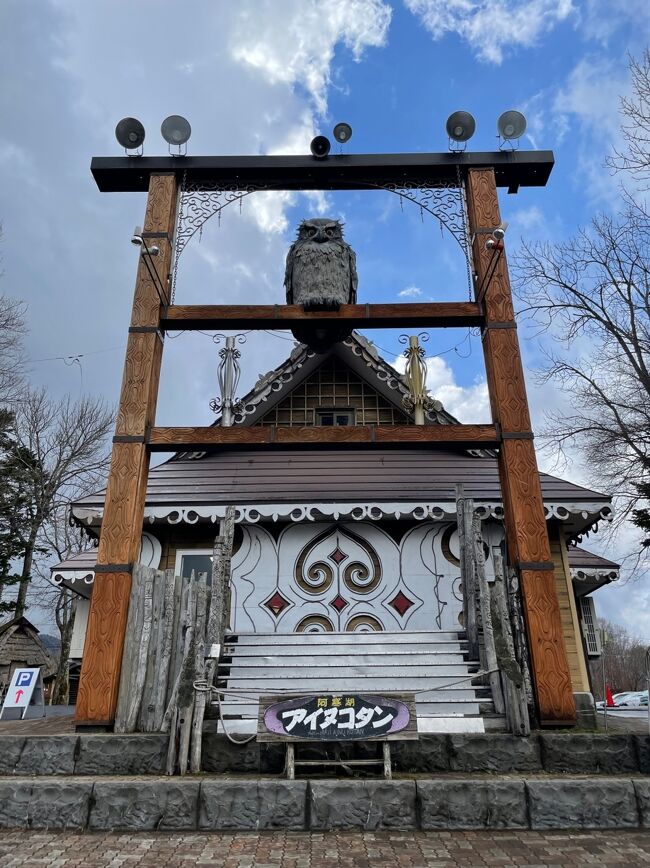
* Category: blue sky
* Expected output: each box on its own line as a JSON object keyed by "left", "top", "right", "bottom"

{"left": 1, "top": 0, "right": 648, "bottom": 634}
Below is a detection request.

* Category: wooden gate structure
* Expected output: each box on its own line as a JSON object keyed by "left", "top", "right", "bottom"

{"left": 76, "top": 150, "right": 576, "bottom": 728}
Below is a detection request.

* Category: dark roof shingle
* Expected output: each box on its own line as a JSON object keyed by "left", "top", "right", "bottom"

{"left": 74, "top": 448, "right": 610, "bottom": 508}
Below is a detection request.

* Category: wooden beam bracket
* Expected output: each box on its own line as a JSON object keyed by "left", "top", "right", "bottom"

{"left": 113, "top": 435, "right": 147, "bottom": 444}
{"left": 141, "top": 231, "right": 172, "bottom": 240}
{"left": 482, "top": 321, "right": 517, "bottom": 330}
{"left": 516, "top": 561, "right": 555, "bottom": 571}
{"left": 501, "top": 431, "right": 534, "bottom": 440}
{"left": 93, "top": 563, "right": 133, "bottom": 574}
{"left": 128, "top": 326, "right": 161, "bottom": 335}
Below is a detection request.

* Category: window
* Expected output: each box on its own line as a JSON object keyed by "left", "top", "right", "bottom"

{"left": 174, "top": 549, "right": 213, "bottom": 583}
{"left": 315, "top": 407, "right": 355, "bottom": 426}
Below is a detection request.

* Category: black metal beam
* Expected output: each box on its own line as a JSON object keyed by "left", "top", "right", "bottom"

{"left": 91, "top": 150, "right": 554, "bottom": 192}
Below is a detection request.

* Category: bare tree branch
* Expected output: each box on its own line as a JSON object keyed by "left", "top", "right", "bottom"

{"left": 607, "top": 49, "right": 650, "bottom": 187}
{"left": 0, "top": 294, "right": 27, "bottom": 406}
{"left": 512, "top": 180, "right": 650, "bottom": 557}
{"left": 8, "top": 389, "right": 113, "bottom": 616}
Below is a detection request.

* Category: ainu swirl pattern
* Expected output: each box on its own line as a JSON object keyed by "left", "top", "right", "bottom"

{"left": 294, "top": 526, "right": 381, "bottom": 596}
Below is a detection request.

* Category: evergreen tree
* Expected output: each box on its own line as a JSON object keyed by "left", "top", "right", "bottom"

{"left": 0, "top": 409, "right": 33, "bottom": 616}
{"left": 632, "top": 463, "right": 650, "bottom": 549}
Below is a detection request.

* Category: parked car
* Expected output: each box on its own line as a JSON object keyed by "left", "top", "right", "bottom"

{"left": 596, "top": 691, "right": 639, "bottom": 709}
{"left": 617, "top": 690, "right": 649, "bottom": 707}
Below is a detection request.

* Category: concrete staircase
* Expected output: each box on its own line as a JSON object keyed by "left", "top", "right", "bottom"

{"left": 215, "top": 629, "right": 499, "bottom": 734}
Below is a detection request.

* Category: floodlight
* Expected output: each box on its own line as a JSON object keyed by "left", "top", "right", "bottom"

{"left": 445, "top": 111, "right": 476, "bottom": 143}
{"left": 115, "top": 117, "right": 145, "bottom": 151}
{"left": 161, "top": 115, "right": 192, "bottom": 146}
{"left": 497, "top": 110, "right": 526, "bottom": 141}
{"left": 492, "top": 221, "right": 508, "bottom": 241}
{"left": 310, "top": 135, "right": 331, "bottom": 159}
{"left": 131, "top": 225, "right": 159, "bottom": 255}
{"left": 333, "top": 122, "right": 352, "bottom": 144}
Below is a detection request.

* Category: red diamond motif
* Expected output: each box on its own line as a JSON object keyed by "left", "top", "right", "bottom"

{"left": 329, "top": 547, "right": 348, "bottom": 564}
{"left": 389, "top": 590, "right": 414, "bottom": 617}
{"left": 264, "top": 590, "right": 291, "bottom": 617}
{"left": 329, "top": 594, "right": 349, "bottom": 612}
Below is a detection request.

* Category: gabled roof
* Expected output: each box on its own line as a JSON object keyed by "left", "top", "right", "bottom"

{"left": 71, "top": 332, "right": 613, "bottom": 541}
{"left": 218, "top": 332, "right": 458, "bottom": 428}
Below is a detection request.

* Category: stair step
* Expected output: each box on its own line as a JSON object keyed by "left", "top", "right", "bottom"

{"left": 216, "top": 699, "right": 482, "bottom": 718}
{"left": 215, "top": 715, "right": 487, "bottom": 735}
{"left": 225, "top": 631, "right": 463, "bottom": 645}
{"left": 222, "top": 647, "right": 467, "bottom": 660}
{"left": 220, "top": 664, "right": 473, "bottom": 678}
{"left": 219, "top": 629, "right": 492, "bottom": 731}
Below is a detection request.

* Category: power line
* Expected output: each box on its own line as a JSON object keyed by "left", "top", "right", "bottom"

{"left": 29, "top": 345, "right": 125, "bottom": 363}
{"left": 371, "top": 329, "right": 475, "bottom": 362}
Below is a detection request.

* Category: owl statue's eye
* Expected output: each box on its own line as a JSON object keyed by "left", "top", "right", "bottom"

{"left": 326, "top": 227, "right": 334, "bottom": 237}
{"left": 308, "top": 227, "right": 317, "bottom": 236}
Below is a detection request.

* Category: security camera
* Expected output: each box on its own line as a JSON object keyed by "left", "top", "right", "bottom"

{"left": 131, "top": 225, "right": 143, "bottom": 245}
{"left": 486, "top": 237, "right": 503, "bottom": 251}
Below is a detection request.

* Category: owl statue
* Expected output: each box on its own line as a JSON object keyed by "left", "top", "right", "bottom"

{"left": 284, "top": 218, "right": 358, "bottom": 352}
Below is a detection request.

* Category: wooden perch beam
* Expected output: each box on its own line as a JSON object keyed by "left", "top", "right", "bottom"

{"left": 147, "top": 424, "right": 500, "bottom": 451}
{"left": 161, "top": 302, "right": 484, "bottom": 331}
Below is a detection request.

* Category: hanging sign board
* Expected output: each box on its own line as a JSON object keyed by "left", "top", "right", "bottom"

{"left": 258, "top": 693, "right": 418, "bottom": 742}
{"left": 0, "top": 667, "right": 45, "bottom": 720}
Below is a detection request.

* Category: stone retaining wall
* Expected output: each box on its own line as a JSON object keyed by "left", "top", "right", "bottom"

{"left": 0, "top": 733, "right": 648, "bottom": 776}
{"left": 1, "top": 776, "right": 649, "bottom": 831}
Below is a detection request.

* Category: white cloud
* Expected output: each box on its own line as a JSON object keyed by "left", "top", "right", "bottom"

{"left": 394, "top": 353, "right": 490, "bottom": 422}
{"left": 424, "top": 356, "right": 490, "bottom": 421}
{"left": 577, "top": 0, "right": 650, "bottom": 44}
{"left": 398, "top": 286, "right": 423, "bottom": 298}
{"left": 552, "top": 60, "right": 626, "bottom": 204}
{"left": 509, "top": 205, "right": 545, "bottom": 233}
{"left": 230, "top": 0, "right": 392, "bottom": 113}
{"left": 520, "top": 55, "right": 630, "bottom": 206}
{"left": 553, "top": 57, "right": 625, "bottom": 143}
{"left": 404, "top": 0, "right": 573, "bottom": 64}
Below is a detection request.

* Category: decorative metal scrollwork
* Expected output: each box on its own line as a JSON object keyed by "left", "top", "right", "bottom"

{"left": 209, "top": 333, "right": 246, "bottom": 425}
{"left": 171, "top": 177, "right": 270, "bottom": 300}
{"left": 171, "top": 173, "right": 473, "bottom": 301}
{"left": 399, "top": 332, "right": 442, "bottom": 419}
{"left": 361, "top": 178, "right": 469, "bottom": 252}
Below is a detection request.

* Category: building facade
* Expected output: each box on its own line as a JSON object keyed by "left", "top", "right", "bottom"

{"left": 53, "top": 334, "right": 617, "bottom": 725}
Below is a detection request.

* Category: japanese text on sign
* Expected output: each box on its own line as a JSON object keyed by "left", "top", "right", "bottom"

{"left": 263, "top": 693, "right": 411, "bottom": 740}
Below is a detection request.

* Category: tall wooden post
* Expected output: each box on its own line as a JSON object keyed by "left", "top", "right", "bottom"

{"left": 465, "top": 168, "right": 576, "bottom": 725}
{"left": 76, "top": 173, "right": 178, "bottom": 726}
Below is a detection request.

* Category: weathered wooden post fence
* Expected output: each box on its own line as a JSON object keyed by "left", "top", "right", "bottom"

{"left": 455, "top": 488, "right": 531, "bottom": 735}
{"left": 113, "top": 507, "right": 236, "bottom": 774}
